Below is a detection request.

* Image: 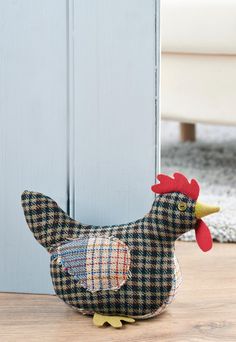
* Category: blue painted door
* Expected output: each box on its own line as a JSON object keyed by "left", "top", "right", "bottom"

{"left": 0, "top": 0, "right": 160, "bottom": 294}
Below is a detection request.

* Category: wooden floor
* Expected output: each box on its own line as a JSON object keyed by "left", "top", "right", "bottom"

{"left": 0, "top": 242, "right": 236, "bottom": 342}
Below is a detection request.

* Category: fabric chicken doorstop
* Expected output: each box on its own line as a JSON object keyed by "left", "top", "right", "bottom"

{"left": 21, "top": 172, "right": 220, "bottom": 328}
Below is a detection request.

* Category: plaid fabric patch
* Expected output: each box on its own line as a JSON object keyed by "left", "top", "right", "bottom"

{"left": 22, "top": 190, "right": 196, "bottom": 318}
{"left": 51, "top": 236, "right": 130, "bottom": 292}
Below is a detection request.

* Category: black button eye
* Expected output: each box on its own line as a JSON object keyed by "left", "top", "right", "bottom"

{"left": 178, "top": 201, "right": 187, "bottom": 212}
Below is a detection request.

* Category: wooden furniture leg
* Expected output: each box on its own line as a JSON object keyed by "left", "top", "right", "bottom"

{"left": 180, "top": 123, "right": 196, "bottom": 142}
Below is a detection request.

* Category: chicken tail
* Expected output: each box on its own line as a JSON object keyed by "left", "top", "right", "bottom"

{"left": 21, "top": 190, "right": 81, "bottom": 252}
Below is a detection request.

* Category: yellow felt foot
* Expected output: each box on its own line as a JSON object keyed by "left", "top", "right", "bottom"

{"left": 93, "top": 313, "right": 135, "bottom": 328}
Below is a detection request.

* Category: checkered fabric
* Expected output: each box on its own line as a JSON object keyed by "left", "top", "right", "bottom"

{"left": 21, "top": 190, "right": 196, "bottom": 318}
{"left": 51, "top": 236, "right": 130, "bottom": 292}
{"left": 165, "top": 255, "right": 182, "bottom": 305}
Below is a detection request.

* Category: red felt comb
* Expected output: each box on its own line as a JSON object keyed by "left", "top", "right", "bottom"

{"left": 151, "top": 172, "right": 200, "bottom": 201}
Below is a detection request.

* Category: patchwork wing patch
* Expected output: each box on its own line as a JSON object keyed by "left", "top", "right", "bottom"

{"left": 52, "top": 236, "right": 131, "bottom": 292}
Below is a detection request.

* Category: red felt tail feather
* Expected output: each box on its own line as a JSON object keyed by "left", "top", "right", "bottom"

{"left": 151, "top": 172, "right": 200, "bottom": 201}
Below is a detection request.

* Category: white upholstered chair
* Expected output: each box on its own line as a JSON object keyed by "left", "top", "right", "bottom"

{"left": 161, "top": 0, "right": 236, "bottom": 141}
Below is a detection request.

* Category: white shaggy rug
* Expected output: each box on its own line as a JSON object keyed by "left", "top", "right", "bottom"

{"left": 161, "top": 121, "right": 236, "bottom": 242}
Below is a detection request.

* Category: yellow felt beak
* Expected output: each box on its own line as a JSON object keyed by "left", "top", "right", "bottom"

{"left": 195, "top": 201, "right": 220, "bottom": 219}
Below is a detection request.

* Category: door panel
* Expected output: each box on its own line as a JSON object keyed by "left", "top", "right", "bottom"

{"left": 71, "top": 0, "right": 160, "bottom": 225}
{"left": 0, "top": 0, "right": 67, "bottom": 293}
{"left": 0, "top": 0, "right": 160, "bottom": 294}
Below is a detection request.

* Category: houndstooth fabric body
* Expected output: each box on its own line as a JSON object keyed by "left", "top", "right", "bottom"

{"left": 22, "top": 190, "right": 196, "bottom": 318}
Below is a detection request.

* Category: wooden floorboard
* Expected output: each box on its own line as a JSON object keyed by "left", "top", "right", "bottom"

{"left": 0, "top": 242, "right": 236, "bottom": 342}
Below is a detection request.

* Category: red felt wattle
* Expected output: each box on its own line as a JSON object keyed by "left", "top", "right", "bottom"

{"left": 151, "top": 172, "right": 200, "bottom": 201}
{"left": 195, "top": 220, "right": 213, "bottom": 252}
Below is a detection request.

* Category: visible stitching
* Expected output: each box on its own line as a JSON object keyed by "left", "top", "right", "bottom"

{"left": 52, "top": 235, "right": 131, "bottom": 293}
